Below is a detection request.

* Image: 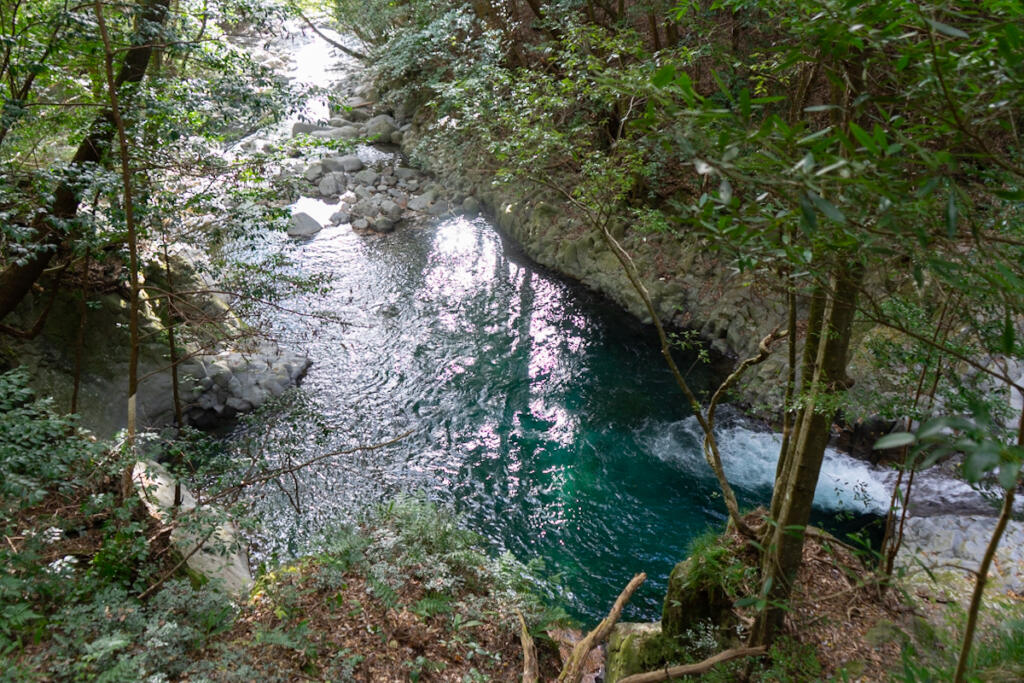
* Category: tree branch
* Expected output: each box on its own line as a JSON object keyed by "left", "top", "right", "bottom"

{"left": 618, "top": 646, "right": 767, "bottom": 683}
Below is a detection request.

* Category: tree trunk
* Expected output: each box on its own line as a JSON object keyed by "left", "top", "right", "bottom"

{"left": 751, "top": 262, "right": 864, "bottom": 646}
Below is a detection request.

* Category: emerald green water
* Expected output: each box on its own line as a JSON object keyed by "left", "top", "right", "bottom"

{"left": 235, "top": 214, "right": 889, "bottom": 623}
{"left": 229, "top": 25, "right": 890, "bottom": 623}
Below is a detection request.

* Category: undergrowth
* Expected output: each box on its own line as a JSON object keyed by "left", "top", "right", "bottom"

{"left": 0, "top": 369, "right": 563, "bottom": 680}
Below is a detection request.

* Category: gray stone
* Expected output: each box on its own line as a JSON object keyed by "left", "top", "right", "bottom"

{"left": 225, "top": 397, "right": 252, "bottom": 412}
{"left": 311, "top": 128, "right": 345, "bottom": 139}
{"left": 390, "top": 131, "right": 404, "bottom": 145}
{"left": 351, "top": 197, "right": 378, "bottom": 218}
{"left": 395, "top": 166, "right": 418, "bottom": 180}
{"left": 328, "top": 116, "right": 352, "bottom": 127}
{"left": 343, "top": 95, "right": 371, "bottom": 109}
{"left": 318, "top": 174, "right": 341, "bottom": 197}
{"left": 133, "top": 460, "right": 252, "bottom": 597}
{"left": 345, "top": 107, "right": 370, "bottom": 122}
{"left": 371, "top": 216, "right": 395, "bottom": 233}
{"left": 365, "top": 114, "right": 397, "bottom": 139}
{"left": 427, "top": 201, "right": 450, "bottom": 217}
{"left": 292, "top": 121, "right": 329, "bottom": 136}
{"left": 337, "top": 125, "right": 360, "bottom": 139}
{"left": 208, "top": 361, "right": 231, "bottom": 386}
{"left": 329, "top": 210, "right": 350, "bottom": 225}
{"left": 897, "top": 514, "right": 1024, "bottom": 598}
{"left": 408, "top": 193, "right": 433, "bottom": 211}
{"left": 287, "top": 212, "right": 322, "bottom": 237}
{"left": 353, "top": 217, "right": 370, "bottom": 230}
{"left": 379, "top": 199, "right": 402, "bottom": 220}
{"left": 323, "top": 154, "right": 363, "bottom": 173}
{"left": 303, "top": 162, "right": 324, "bottom": 182}
{"left": 461, "top": 196, "right": 481, "bottom": 215}
{"left": 353, "top": 168, "right": 379, "bottom": 185}
{"left": 353, "top": 185, "right": 373, "bottom": 200}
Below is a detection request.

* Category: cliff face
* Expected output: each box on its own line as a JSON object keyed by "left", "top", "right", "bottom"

{"left": 1, "top": 251, "right": 310, "bottom": 438}
{"left": 397, "top": 119, "right": 801, "bottom": 421}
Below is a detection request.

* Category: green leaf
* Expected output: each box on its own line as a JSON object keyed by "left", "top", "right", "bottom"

{"left": 799, "top": 194, "right": 817, "bottom": 234}
{"left": 997, "top": 461, "right": 1021, "bottom": 490}
{"left": 1001, "top": 314, "right": 1015, "bottom": 354}
{"left": 874, "top": 432, "right": 916, "bottom": 450}
{"left": 915, "top": 418, "right": 949, "bottom": 441}
{"left": 916, "top": 177, "right": 941, "bottom": 198}
{"left": 809, "top": 192, "right": 846, "bottom": 225}
{"left": 739, "top": 87, "right": 751, "bottom": 119}
{"left": 963, "top": 445, "right": 1000, "bottom": 482}
{"left": 927, "top": 19, "right": 968, "bottom": 39}
{"left": 848, "top": 122, "right": 878, "bottom": 155}
{"left": 652, "top": 64, "right": 675, "bottom": 88}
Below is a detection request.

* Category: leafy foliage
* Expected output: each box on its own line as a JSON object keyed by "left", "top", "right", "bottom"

{"left": 0, "top": 369, "right": 238, "bottom": 679}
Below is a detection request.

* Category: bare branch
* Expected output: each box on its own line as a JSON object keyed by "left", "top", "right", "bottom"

{"left": 617, "top": 646, "right": 767, "bottom": 683}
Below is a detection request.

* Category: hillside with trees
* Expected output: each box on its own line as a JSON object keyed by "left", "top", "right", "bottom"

{"left": 1, "top": 0, "right": 1023, "bottom": 680}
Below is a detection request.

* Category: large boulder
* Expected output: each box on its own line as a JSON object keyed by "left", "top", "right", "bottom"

{"left": 318, "top": 173, "right": 343, "bottom": 197}
{"left": 395, "top": 166, "right": 418, "bottom": 180}
{"left": 662, "top": 553, "right": 736, "bottom": 638}
{"left": 407, "top": 191, "right": 435, "bottom": 211}
{"left": 461, "top": 195, "right": 481, "bottom": 216}
{"left": 336, "top": 125, "right": 360, "bottom": 139}
{"left": 303, "top": 161, "right": 324, "bottom": 182}
{"left": 351, "top": 197, "right": 378, "bottom": 218}
{"left": 133, "top": 460, "right": 252, "bottom": 597}
{"left": 311, "top": 127, "right": 355, "bottom": 140}
{"left": 379, "top": 199, "right": 402, "bottom": 221}
{"left": 323, "top": 154, "right": 363, "bottom": 173}
{"left": 353, "top": 168, "right": 379, "bottom": 186}
{"left": 292, "top": 121, "right": 329, "bottom": 136}
{"left": 364, "top": 114, "right": 397, "bottom": 140}
{"left": 287, "top": 212, "right": 322, "bottom": 237}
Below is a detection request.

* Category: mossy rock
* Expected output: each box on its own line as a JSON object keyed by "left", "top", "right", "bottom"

{"left": 661, "top": 550, "right": 737, "bottom": 638}
{"left": 605, "top": 622, "right": 683, "bottom": 683}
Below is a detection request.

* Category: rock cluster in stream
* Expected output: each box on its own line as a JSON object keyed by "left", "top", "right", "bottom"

{"left": 283, "top": 87, "right": 481, "bottom": 239}
{"left": 172, "top": 344, "right": 312, "bottom": 428}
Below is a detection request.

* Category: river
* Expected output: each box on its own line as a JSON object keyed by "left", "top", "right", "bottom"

{"left": 227, "top": 21, "right": 896, "bottom": 623}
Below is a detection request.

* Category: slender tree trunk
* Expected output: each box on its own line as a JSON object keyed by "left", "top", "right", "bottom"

{"left": 751, "top": 262, "right": 864, "bottom": 646}
{"left": 647, "top": 13, "right": 661, "bottom": 51}
{"left": 770, "top": 285, "right": 825, "bottom": 522}
{"left": 953, "top": 402, "right": 1024, "bottom": 682}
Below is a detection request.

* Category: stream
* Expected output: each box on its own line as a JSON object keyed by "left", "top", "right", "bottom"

{"left": 227, "top": 23, "right": 912, "bottom": 623}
